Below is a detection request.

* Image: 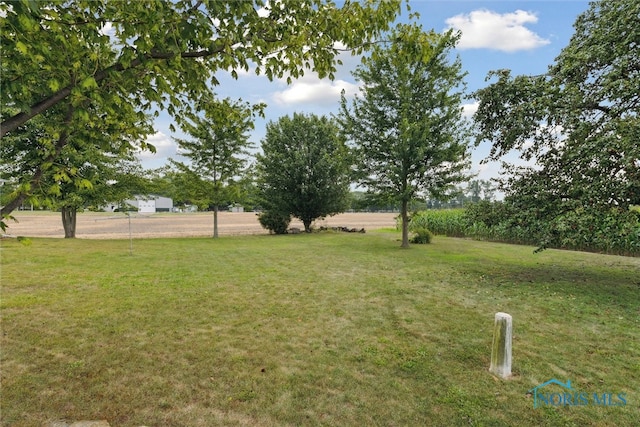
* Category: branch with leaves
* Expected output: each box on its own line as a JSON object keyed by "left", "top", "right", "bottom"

{"left": 1, "top": 0, "right": 401, "bottom": 135}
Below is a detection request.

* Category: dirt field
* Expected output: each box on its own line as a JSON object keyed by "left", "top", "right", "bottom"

{"left": 3, "top": 211, "right": 399, "bottom": 239}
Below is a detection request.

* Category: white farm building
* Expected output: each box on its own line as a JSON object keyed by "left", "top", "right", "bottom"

{"left": 105, "top": 195, "right": 173, "bottom": 213}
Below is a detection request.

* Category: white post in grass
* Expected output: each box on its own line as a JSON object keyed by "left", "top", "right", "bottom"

{"left": 490, "top": 312, "right": 512, "bottom": 378}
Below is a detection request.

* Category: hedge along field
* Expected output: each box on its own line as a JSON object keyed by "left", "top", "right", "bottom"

{"left": 408, "top": 207, "right": 640, "bottom": 256}
{"left": 1, "top": 233, "right": 639, "bottom": 426}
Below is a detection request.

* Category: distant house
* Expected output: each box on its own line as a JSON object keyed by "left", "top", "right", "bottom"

{"left": 229, "top": 204, "right": 244, "bottom": 213}
{"left": 177, "top": 205, "right": 198, "bottom": 213}
{"left": 104, "top": 195, "right": 173, "bottom": 213}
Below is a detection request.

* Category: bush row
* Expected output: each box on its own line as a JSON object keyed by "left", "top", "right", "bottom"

{"left": 407, "top": 203, "right": 640, "bottom": 256}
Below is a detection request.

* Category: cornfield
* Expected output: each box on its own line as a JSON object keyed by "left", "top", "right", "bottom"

{"left": 406, "top": 205, "right": 639, "bottom": 256}
{"left": 407, "top": 209, "right": 467, "bottom": 238}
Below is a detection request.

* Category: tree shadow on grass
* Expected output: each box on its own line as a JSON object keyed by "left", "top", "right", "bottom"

{"left": 458, "top": 255, "right": 640, "bottom": 313}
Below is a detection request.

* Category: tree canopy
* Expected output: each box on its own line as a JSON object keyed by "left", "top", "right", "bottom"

{"left": 472, "top": 0, "right": 639, "bottom": 227}
{"left": 256, "top": 113, "right": 351, "bottom": 233}
{"left": 2, "top": 0, "right": 401, "bottom": 134}
{"left": 340, "top": 24, "right": 471, "bottom": 247}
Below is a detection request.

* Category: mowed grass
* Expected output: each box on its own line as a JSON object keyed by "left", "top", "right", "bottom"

{"left": 1, "top": 232, "right": 639, "bottom": 426}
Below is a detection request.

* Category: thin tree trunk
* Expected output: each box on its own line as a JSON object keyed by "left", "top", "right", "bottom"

{"left": 61, "top": 206, "right": 77, "bottom": 238}
{"left": 213, "top": 205, "right": 219, "bottom": 238}
{"left": 303, "top": 219, "right": 312, "bottom": 233}
{"left": 401, "top": 198, "right": 409, "bottom": 248}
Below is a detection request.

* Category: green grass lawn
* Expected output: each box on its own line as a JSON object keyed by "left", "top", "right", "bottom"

{"left": 1, "top": 232, "right": 638, "bottom": 426}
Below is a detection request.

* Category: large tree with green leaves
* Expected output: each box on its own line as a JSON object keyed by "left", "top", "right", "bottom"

{"left": 256, "top": 113, "right": 351, "bottom": 233}
{"left": 0, "top": 98, "right": 152, "bottom": 219}
{"left": 472, "top": 0, "right": 639, "bottom": 249}
{"left": 0, "top": 105, "right": 149, "bottom": 237}
{"left": 0, "top": 0, "right": 401, "bottom": 219}
{"left": 0, "top": 22, "right": 153, "bottom": 221}
{"left": 340, "top": 24, "right": 471, "bottom": 248}
{"left": 172, "top": 97, "right": 257, "bottom": 238}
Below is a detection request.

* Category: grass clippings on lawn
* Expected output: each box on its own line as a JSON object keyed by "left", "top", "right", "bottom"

{"left": 1, "top": 232, "right": 639, "bottom": 426}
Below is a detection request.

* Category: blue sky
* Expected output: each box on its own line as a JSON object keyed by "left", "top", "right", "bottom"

{"left": 139, "top": 0, "right": 591, "bottom": 184}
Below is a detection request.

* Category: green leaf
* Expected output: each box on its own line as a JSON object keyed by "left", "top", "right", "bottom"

{"left": 16, "top": 41, "right": 29, "bottom": 54}
{"left": 18, "top": 14, "right": 36, "bottom": 31}
{"left": 80, "top": 76, "right": 98, "bottom": 89}
{"left": 48, "top": 79, "right": 60, "bottom": 92}
{"left": 78, "top": 179, "right": 93, "bottom": 190}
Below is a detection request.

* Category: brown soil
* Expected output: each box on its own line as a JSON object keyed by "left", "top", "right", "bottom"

{"left": 4, "top": 211, "right": 399, "bottom": 239}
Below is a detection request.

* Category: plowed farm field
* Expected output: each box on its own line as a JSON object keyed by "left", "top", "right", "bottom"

{"left": 4, "top": 211, "right": 398, "bottom": 239}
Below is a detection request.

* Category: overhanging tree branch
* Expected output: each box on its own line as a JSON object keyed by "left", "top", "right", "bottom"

{"left": 1, "top": 48, "right": 224, "bottom": 138}
{"left": 1, "top": 105, "right": 75, "bottom": 216}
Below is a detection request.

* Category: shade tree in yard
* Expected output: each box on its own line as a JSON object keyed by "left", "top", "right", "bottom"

{"left": 0, "top": 105, "right": 150, "bottom": 236}
{"left": 256, "top": 113, "right": 351, "bottom": 233}
{"left": 171, "top": 97, "right": 257, "bottom": 238}
{"left": 339, "top": 24, "right": 472, "bottom": 248}
{"left": 472, "top": 0, "right": 640, "bottom": 250}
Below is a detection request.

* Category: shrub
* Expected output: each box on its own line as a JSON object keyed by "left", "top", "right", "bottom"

{"left": 410, "top": 227, "right": 433, "bottom": 244}
{"left": 257, "top": 210, "right": 291, "bottom": 235}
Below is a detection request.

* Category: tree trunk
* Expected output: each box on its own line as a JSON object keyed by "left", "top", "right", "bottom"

{"left": 400, "top": 198, "right": 409, "bottom": 248}
{"left": 61, "top": 206, "right": 77, "bottom": 238}
{"left": 303, "top": 219, "right": 312, "bottom": 233}
{"left": 1, "top": 193, "right": 29, "bottom": 217}
{"left": 213, "top": 205, "right": 219, "bottom": 238}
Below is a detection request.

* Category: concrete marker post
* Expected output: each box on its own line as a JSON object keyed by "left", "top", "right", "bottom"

{"left": 490, "top": 312, "right": 512, "bottom": 378}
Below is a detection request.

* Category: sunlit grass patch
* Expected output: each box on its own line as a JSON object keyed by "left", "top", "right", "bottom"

{"left": 1, "top": 234, "right": 638, "bottom": 426}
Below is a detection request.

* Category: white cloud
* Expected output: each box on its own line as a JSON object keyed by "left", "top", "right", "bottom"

{"left": 272, "top": 77, "right": 359, "bottom": 107}
{"left": 99, "top": 22, "right": 115, "bottom": 37}
{"left": 257, "top": 4, "right": 270, "bottom": 18}
{"left": 137, "top": 131, "right": 177, "bottom": 162}
{"left": 0, "top": 3, "right": 13, "bottom": 18}
{"left": 445, "top": 10, "right": 550, "bottom": 52}
{"left": 462, "top": 101, "right": 479, "bottom": 119}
